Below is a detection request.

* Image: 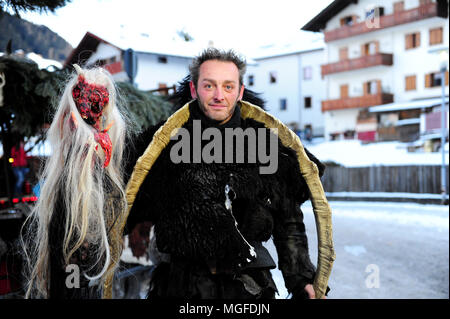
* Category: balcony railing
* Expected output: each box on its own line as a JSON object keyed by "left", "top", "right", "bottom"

{"left": 322, "top": 93, "right": 394, "bottom": 112}
{"left": 325, "top": 2, "right": 443, "bottom": 42}
{"left": 322, "top": 53, "right": 393, "bottom": 76}
{"left": 104, "top": 61, "right": 123, "bottom": 75}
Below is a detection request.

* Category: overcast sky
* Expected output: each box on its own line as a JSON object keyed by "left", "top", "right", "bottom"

{"left": 20, "top": 0, "right": 333, "bottom": 57}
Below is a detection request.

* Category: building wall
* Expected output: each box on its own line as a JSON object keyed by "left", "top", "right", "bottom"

{"left": 324, "top": 107, "right": 361, "bottom": 139}
{"left": 134, "top": 53, "right": 192, "bottom": 91}
{"left": 247, "top": 54, "right": 301, "bottom": 129}
{"left": 247, "top": 50, "right": 326, "bottom": 137}
{"left": 322, "top": 0, "right": 449, "bottom": 140}
{"left": 299, "top": 49, "right": 326, "bottom": 137}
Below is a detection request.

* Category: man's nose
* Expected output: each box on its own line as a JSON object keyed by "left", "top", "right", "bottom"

{"left": 214, "top": 87, "right": 224, "bottom": 101}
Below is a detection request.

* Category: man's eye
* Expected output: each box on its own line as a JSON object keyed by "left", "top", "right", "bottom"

{"left": 225, "top": 85, "right": 233, "bottom": 90}
{"left": 205, "top": 84, "right": 212, "bottom": 89}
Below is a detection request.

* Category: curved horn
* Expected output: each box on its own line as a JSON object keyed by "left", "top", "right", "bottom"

{"left": 239, "top": 100, "right": 335, "bottom": 299}
{"left": 103, "top": 103, "right": 191, "bottom": 298}
{"left": 73, "top": 64, "right": 83, "bottom": 75}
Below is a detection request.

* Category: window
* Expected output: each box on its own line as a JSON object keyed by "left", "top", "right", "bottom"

{"left": 363, "top": 80, "right": 380, "bottom": 95}
{"left": 340, "top": 15, "right": 357, "bottom": 26}
{"left": 405, "top": 32, "right": 420, "bottom": 50}
{"left": 429, "top": 27, "right": 443, "bottom": 46}
{"left": 405, "top": 75, "right": 416, "bottom": 91}
{"left": 280, "top": 98, "right": 287, "bottom": 110}
{"left": 304, "top": 97, "right": 312, "bottom": 108}
{"left": 362, "top": 41, "right": 379, "bottom": 56}
{"left": 303, "top": 66, "right": 312, "bottom": 80}
{"left": 157, "top": 56, "right": 168, "bottom": 63}
{"left": 425, "top": 72, "right": 449, "bottom": 88}
{"left": 248, "top": 75, "right": 254, "bottom": 86}
{"left": 269, "top": 71, "right": 277, "bottom": 84}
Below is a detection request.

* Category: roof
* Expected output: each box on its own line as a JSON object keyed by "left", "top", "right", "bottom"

{"left": 65, "top": 32, "right": 120, "bottom": 67}
{"left": 302, "top": 0, "right": 358, "bottom": 32}
{"left": 65, "top": 31, "right": 205, "bottom": 67}
{"left": 369, "top": 97, "right": 449, "bottom": 113}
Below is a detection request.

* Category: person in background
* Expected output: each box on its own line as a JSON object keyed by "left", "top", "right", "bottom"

{"left": 11, "top": 137, "right": 29, "bottom": 196}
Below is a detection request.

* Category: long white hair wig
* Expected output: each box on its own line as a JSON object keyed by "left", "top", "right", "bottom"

{"left": 22, "top": 65, "right": 128, "bottom": 298}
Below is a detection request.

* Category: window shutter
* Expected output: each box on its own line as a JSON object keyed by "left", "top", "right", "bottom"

{"left": 405, "top": 75, "right": 416, "bottom": 91}
{"left": 340, "top": 84, "right": 349, "bottom": 98}
{"left": 376, "top": 80, "right": 381, "bottom": 94}
{"left": 405, "top": 34, "right": 411, "bottom": 50}
{"left": 425, "top": 74, "right": 431, "bottom": 88}
{"left": 415, "top": 32, "right": 421, "bottom": 47}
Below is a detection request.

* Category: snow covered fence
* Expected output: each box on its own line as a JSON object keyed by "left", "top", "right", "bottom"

{"left": 321, "top": 164, "right": 449, "bottom": 203}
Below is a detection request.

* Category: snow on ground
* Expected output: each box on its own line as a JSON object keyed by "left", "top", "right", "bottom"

{"left": 304, "top": 139, "right": 449, "bottom": 167}
{"left": 265, "top": 200, "right": 449, "bottom": 299}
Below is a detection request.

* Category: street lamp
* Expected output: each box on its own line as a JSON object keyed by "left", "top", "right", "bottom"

{"left": 438, "top": 50, "right": 448, "bottom": 204}
{"left": 429, "top": 46, "right": 449, "bottom": 204}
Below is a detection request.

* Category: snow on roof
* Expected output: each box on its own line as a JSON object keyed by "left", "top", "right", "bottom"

{"left": 249, "top": 31, "right": 325, "bottom": 60}
{"left": 0, "top": 52, "right": 62, "bottom": 70}
{"left": 304, "top": 139, "right": 449, "bottom": 167}
{"left": 369, "top": 97, "right": 449, "bottom": 113}
{"left": 105, "top": 33, "right": 204, "bottom": 58}
{"left": 78, "top": 31, "right": 259, "bottom": 65}
{"left": 26, "top": 52, "right": 63, "bottom": 70}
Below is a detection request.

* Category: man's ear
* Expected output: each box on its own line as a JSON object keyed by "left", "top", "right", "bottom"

{"left": 238, "top": 84, "right": 245, "bottom": 101}
{"left": 189, "top": 81, "right": 197, "bottom": 99}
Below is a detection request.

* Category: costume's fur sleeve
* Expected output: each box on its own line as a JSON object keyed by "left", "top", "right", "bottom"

{"left": 123, "top": 122, "right": 164, "bottom": 235}
{"left": 271, "top": 144, "right": 328, "bottom": 298}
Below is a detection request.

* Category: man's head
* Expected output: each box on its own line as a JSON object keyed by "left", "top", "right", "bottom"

{"left": 189, "top": 48, "right": 246, "bottom": 124}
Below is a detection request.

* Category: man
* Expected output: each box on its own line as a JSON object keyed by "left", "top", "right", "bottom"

{"left": 113, "top": 48, "right": 334, "bottom": 299}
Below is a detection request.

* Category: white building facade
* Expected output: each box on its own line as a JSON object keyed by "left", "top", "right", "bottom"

{"left": 303, "top": 0, "right": 449, "bottom": 141}
{"left": 66, "top": 32, "right": 195, "bottom": 93}
{"left": 246, "top": 47, "right": 326, "bottom": 138}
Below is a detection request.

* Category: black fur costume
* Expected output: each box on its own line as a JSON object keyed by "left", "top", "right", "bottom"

{"left": 124, "top": 77, "right": 327, "bottom": 299}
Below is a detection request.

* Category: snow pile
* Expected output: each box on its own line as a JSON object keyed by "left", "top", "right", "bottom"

{"left": 317, "top": 201, "right": 449, "bottom": 231}
{"left": 304, "top": 139, "right": 449, "bottom": 167}
{"left": 26, "top": 52, "right": 62, "bottom": 70}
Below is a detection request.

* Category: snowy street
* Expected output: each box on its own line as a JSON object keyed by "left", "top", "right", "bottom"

{"left": 265, "top": 200, "right": 449, "bottom": 299}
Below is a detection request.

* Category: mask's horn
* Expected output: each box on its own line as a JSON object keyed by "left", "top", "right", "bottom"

{"left": 73, "top": 64, "right": 83, "bottom": 75}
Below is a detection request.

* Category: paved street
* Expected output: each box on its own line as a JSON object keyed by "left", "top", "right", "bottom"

{"left": 266, "top": 200, "right": 449, "bottom": 299}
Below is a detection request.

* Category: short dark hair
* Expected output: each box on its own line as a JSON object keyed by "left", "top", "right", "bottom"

{"left": 189, "top": 48, "right": 247, "bottom": 88}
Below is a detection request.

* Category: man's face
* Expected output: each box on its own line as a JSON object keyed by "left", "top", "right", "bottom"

{"left": 190, "top": 60, "right": 244, "bottom": 124}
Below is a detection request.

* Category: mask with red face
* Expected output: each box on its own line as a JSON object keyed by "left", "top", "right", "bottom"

{"left": 71, "top": 75, "right": 113, "bottom": 167}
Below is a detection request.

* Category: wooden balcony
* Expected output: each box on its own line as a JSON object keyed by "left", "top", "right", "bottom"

{"left": 322, "top": 93, "right": 394, "bottom": 112}
{"left": 104, "top": 61, "right": 123, "bottom": 75}
{"left": 322, "top": 53, "right": 393, "bottom": 76}
{"left": 325, "top": 2, "right": 445, "bottom": 42}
